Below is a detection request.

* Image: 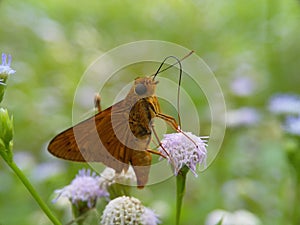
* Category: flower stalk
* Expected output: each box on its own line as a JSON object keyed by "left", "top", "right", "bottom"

{"left": 176, "top": 165, "right": 189, "bottom": 225}
{"left": 284, "top": 136, "right": 300, "bottom": 224}
{"left": 7, "top": 160, "right": 62, "bottom": 225}
{"left": 71, "top": 202, "right": 91, "bottom": 225}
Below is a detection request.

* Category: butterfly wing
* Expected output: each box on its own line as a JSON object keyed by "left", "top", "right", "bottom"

{"left": 48, "top": 98, "right": 154, "bottom": 187}
{"left": 48, "top": 101, "right": 130, "bottom": 172}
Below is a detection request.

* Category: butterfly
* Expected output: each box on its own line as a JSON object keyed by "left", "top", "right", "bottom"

{"left": 48, "top": 52, "right": 193, "bottom": 188}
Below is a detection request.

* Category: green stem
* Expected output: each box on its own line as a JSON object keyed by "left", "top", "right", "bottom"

{"left": 176, "top": 166, "right": 189, "bottom": 225}
{"left": 71, "top": 203, "right": 87, "bottom": 225}
{"left": 285, "top": 137, "right": 300, "bottom": 224}
{"left": 292, "top": 172, "right": 300, "bottom": 224}
{"left": 7, "top": 160, "right": 62, "bottom": 225}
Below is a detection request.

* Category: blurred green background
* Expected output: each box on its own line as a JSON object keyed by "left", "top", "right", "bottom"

{"left": 1, "top": 0, "right": 300, "bottom": 224}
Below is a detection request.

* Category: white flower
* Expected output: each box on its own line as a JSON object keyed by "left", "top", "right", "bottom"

{"left": 268, "top": 93, "right": 300, "bottom": 115}
{"left": 205, "top": 209, "right": 231, "bottom": 225}
{"left": 99, "top": 166, "right": 137, "bottom": 189}
{"left": 0, "top": 53, "right": 16, "bottom": 79}
{"left": 234, "top": 210, "right": 261, "bottom": 225}
{"left": 141, "top": 207, "right": 161, "bottom": 225}
{"left": 284, "top": 116, "right": 300, "bottom": 136}
{"left": 13, "top": 151, "right": 36, "bottom": 171}
{"left": 231, "top": 76, "right": 256, "bottom": 96}
{"left": 205, "top": 209, "right": 261, "bottom": 225}
{"left": 101, "top": 196, "right": 160, "bottom": 225}
{"left": 158, "top": 132, "right": 207, "bottom": 177}
{"left": 226, "top": 107, "right": 260, "bottom": 127}
{"left": 53, "top": 169, "right": 109, "bottom": 208}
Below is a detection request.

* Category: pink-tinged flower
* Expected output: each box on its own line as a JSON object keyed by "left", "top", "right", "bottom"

{"left": 158, "top": 132, "right": 207, "bottom": 177}
{"left": 101, "top": 196, "right": 160, "bottom": 225}
{"left": 53, "top": 169, "right": 109, "bottom": 208}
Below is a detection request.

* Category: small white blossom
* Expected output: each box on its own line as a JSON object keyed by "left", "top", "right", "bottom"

{"left": 53, "top": 169, "right": 109, "bottom": 208}
{"left": 0, "top": 53, "right": 16, "bottom": 78}
{"left": 13, "top": 151, "right": 36, "bottom": 171}
{"left": 99, "top": 166, "right": 137, "bottom": 189}
{"left": 231, "top": 76, "right": 256, "bottom": 96}
{"left": 226, "top": 107, "right": 260, "bottom": 127}
{"left": 101, "top": 196, "right": 160, "bottom": 225}
{"left": 205, "top": 209, "right": 261, "bottom": 225}
{"left": 31, "top": 162, "right": 64, "bottom": 182}
{"left": 284, "top": 116, "right": 300, "bottom": 136}
{"left": 268, "top": 93, "right": 300, "bottom": 115}
{"left": 141, "top": 207, "right": 161, "bottom": 225}
{"left": 158, "top": 132, "right": 207, "bottom": 177}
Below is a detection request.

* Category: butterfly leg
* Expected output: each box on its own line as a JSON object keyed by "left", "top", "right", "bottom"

{"left": 156, "top": 113, "right": 180, "bottom": 131}
{"left": 156, "top": 113, "right": 198, "bottom": 148}
{"left": 146, "top": 149, "right": 166, "bottom": 158}
{"left": 150, "top": 122, "right": 171, "bottom": 158}
{"left": 149, "top": 123, "right": 177, "bottom": 170}
{"left": 94, "top": 93, "right": 102, "bottom": 112}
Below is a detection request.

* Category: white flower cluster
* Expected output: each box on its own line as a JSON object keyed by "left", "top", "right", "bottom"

{"left": 54, "top": 169, "right": 109, "bottom": 208}
{"left": 158, "top": 132, "right": 207, "bottom": 176}
{"left": 101, "top": 196, "right": 160, "bottom": 225}
{"left": 99, "top": 166, "right": 137, "bottom": 189}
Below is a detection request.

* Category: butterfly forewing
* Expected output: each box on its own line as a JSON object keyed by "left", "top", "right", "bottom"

{"left": 48, "top": 97, "right": 153, "bottom": 187}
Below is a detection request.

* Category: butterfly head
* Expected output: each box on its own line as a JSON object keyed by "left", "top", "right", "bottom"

{"left": 133, "top": 77, "right": 158, "bottom": 97}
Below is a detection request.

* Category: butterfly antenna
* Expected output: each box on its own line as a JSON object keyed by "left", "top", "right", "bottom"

{"left": 152, "top": 50, "right": 194, "bottom": 79}
{"left": 152, "top": 51, "right": 194, "bottom": 128}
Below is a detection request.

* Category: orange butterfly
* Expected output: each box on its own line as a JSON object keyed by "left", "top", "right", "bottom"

{"left": 48, "top": 52, "right": 193, "bottom": 188}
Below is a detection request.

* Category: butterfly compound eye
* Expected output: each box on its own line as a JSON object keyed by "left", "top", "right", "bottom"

{"left": 135, "top": 83, "right": 147, "bottom": 95}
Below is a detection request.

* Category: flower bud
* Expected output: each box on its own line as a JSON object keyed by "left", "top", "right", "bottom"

{"left": 0, "top": 108, "right": 14, "bottom": 162}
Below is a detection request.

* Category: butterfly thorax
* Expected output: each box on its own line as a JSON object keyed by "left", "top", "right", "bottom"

{"left": 128, "top": 96, "right": 160, "bottom": 139}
